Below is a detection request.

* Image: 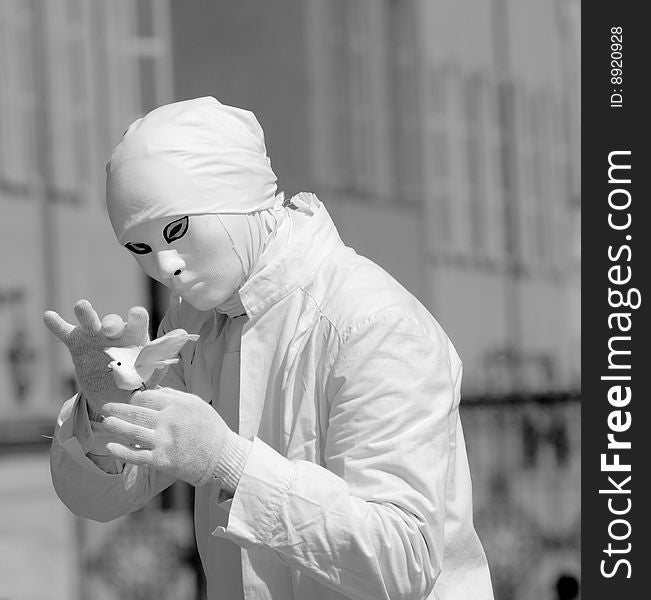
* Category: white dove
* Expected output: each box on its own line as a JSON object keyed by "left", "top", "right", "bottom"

{"left": 105, "top": 329, "right": 200, "bottom": 391}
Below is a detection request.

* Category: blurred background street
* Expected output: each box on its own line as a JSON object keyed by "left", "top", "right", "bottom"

{"left": 0, "top": 1, "right": 580, "bottom": 598}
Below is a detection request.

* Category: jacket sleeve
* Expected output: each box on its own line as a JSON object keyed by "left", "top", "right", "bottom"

{"left": 49, "top": 307, "right": 185, "bottom": 523}
{"left": 215, "top": 308, "right": 458, "bottom": 600}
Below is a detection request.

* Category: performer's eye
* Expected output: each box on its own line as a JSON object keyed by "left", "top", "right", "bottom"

{"left": 125, "top": 242, "right": 152, "bottom": 255}
{"left": 163, "top": 216, "right": 189, "bottom": 243}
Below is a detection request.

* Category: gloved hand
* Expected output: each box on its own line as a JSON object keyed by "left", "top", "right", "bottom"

{"left": 99, "top": 388, "right": 252, "bottom": 490}
{"left": 43, "top": 300, "right": 164, "bottom": 420}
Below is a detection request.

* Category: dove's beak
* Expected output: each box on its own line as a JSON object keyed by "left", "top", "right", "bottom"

{"left": 107, "top": 366, "right": 113, "bottom": 372}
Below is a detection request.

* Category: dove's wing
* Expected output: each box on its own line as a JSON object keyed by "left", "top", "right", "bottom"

{"left": 134, "top": 329, "right": 200, "bottom": 371}
{"left": 104, "top": 345, "right": 142, "bottom": 366}
{"left": 150, "top": 358, "right": 180, "bottom": 368}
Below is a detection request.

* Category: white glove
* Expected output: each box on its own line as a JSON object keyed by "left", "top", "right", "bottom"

{"left": 43, "top": 300, "right": 161, "bottom": 419}
{"left": 99, "top": 388, "right": 252, "bottom": 490}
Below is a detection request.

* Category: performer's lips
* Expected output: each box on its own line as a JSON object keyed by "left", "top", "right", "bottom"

{"left": 172, "top": 280, "right": 197, "bottom": 293}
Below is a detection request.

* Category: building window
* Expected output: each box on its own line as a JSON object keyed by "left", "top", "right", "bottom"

{"left": 341, "top": 0, "right": 394, "bottom": 200}
{"left": 387, "top": 0, "right": 422, "bottom": 205}
{"left": 531, "top": 93, "right": 553, "bottom": 267}
{"left": 347, "top": 0, "right": 376, "bottom": 195}
{"left": 423, "top": 60, "right": 453, "bottom": 252}
{"left": 495, "top": 80, "right": 520, "bottom": 267}
{"left": 309, "top": 0, "right": 421, "bottom": 205}
{"left": 549, "top": 95, "right": 571, "bottom": 273}
{"left": 43, "top": 0, "right": 93, "bottom": 201}
{"left": 135, "top": 0, "right": 155, "bottom": 38}
{"left": 138, "top": 55, "right": 158, "bottom": 114}
{"left": 447, "top": 64, "right": 472, "bottom": 257}
{"left": 518, "top": 88, "right": 556, "bottom": 271}
{"left": 0, "top": 0, "right": 37, "bottom": 194}
{"left": 126, "top": 0, "right": 172, "bottom": 117}
{"left": 319, "top": 0, "right": 352, "bottom": 191}
{"left": 484, "top": 76, "right": 507, "bottom": 264}
{"left": 465, "top": 72, "right": 487, "bottom": 258}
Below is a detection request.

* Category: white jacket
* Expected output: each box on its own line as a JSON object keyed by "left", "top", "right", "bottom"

{"left": 51, "top": 195, "right": 494, "bottom": 600}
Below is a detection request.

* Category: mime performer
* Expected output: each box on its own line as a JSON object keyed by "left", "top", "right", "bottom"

{"left": 46, "top": 97, "right": 494, "bottom": 600}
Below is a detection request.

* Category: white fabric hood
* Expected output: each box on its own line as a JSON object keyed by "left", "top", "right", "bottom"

{"left": 106, "top": 97, "right": 279, "bottom": 243}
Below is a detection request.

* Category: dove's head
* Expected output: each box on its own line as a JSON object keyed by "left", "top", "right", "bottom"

{"left": 107, "top": 360, "right": 142, "bottom": 391}
{"left": 105, "top": 97, "right": 289, "bottom": 314}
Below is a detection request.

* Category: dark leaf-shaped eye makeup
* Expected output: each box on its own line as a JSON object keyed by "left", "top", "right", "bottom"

{"left": 163, "top": 216, "right": 189, "bottom": 243}
{"left": 125, "top": 242, "right": 152, "bottom": 255}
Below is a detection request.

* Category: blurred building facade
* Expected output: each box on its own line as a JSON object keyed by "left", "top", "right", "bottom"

{"left": 0, "top": 0, "right": 173, "bottom": 428}
{"left": 1, "top": 1, "right": 580, "bottom": 600}
{"left": 0, "top": 1, "right": 175, "bottom": 599}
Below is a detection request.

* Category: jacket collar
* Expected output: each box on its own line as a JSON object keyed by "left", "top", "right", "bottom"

{"left": 237, "top": 193, "right": 342, "bottom": 318}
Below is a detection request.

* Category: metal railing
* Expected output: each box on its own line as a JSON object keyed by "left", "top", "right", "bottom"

{"left": 462, "top": 393, "right": 580, "bottom": 600}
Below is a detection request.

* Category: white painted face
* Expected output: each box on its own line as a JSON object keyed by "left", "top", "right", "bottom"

{"left": 123, "top": 214, "right": 245, "bottom": 311}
